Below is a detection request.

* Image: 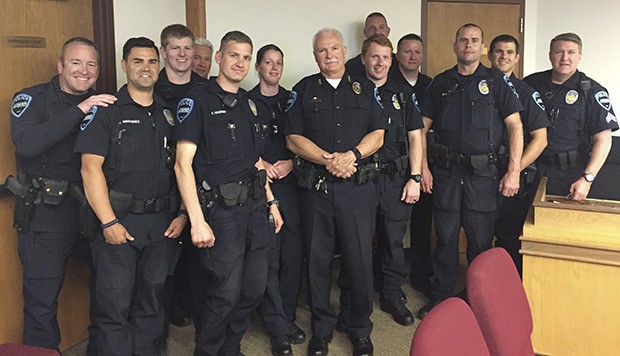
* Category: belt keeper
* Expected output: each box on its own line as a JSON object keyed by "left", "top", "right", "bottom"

{"left": 101, "top": 217, "right": 119, "bottom": 229}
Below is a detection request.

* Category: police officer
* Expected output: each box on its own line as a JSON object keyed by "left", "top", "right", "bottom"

{"left": 249, "top": 44, "right": 305, "bottom": 355}
{"left": 489, "top": 34, "right": 549, "bottom": 276}
{"left": 9, "top": 37, "right": 116, "bottom": 351}
{"left": 362, "top": 35, "right": 423, "bottom": 325}
{"left": 524, "top": 32, "right": 617, "bottom": 202}
{"left": 174, "top": 30, "right": 283, "bottom": 356}
{"left": 155, "top": 23, "right": 206, "bottom": 333}
{"left": 75, "top": 37, "right": 187, "bottom": 355}
{"left": 393, "top": 33, "right": 434, "bottom": 298}
{"left": 417, "top": 23, "right": 524, "bottom": 318}
{"left": 345, "top": 12, "right": 399, "bottom": 78}
{"left": 286, "top": 28, "right": 385, "bottom": 356}
{"left": 192, "top": 37, "right": 214, "bottom": 79}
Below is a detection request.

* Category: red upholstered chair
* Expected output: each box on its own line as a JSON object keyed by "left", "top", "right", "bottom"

{"left": 0, "top": 343, "right": 60, "bottom": 356}
{"left": 410, "top": 297, "right": 490, "bottom": 356}
{"left": 466, "top": 247, "right": 535, "bottom": 356}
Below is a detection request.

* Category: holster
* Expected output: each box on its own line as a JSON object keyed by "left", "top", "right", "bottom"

{"left": 33, "top": 177, "right": 69, "bottom": 206}
{"left": 252, "top": 170, "right": 267, "bottom": 199}
{"left": 219, "top": 181, "right": 248, "bottom": 207}
{"left": 297, "top": 160, "right": 318, "bottom": 190}
{"left": 69, "top": 184, "right": 99, "bottom": 240}
{"left": 430, "top": 143, "right": 452, "bottom": 169}
{"left": 354, "top": 162, "right": 379, "bottom": 185}
{"left": 3, "top": 175, "right": 39, "bottom": 233}
{"left": 109, "top": 190, "right": 133, "bottom": 219}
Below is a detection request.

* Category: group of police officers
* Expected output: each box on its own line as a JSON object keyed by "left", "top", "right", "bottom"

{"left": 8, "top": 10, "right": 617, "bottom": 356}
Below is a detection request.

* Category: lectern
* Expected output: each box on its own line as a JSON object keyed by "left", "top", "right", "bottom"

{"left": 521, "top": 177, "right": 620, "bottom": 356}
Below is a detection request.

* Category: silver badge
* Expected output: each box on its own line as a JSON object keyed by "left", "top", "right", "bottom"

{"left": 248, "top": 99, "right": 258, "bottom": 116}
{"left": 163, "top": 109, "right": 175, "bottom": 126}
{"left": 565, "top": 90, "right": 578, "bottom": 105}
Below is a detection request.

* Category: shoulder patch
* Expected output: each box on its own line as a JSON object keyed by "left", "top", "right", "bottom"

{"left": 177, "top": 98, "right": 194, "bottom": 123}
{"left": 163, "top": 109, "right": 175, "bottom": 126}
{"left": 285, "top": 91, "right": 297, "bottom": 112}
{"left": 374, "top": 87, "right": 383, "bottom": 108}
{"left": 532, "top": 91, "right": 545, "bottom": 111}
{"left": 11, "top": 94, "right": 32, "bottom": 118}
{"left": 595, "top": 90, "right": 612, "bottom": 111}
{"left": 411, "top": 93, "right": 420, "bottom": 111}
{"left": 80, "top": 106, "right": 98, "bottom": 131}
{"left": 503, "top": 75, "right": 518, "bottom": 97}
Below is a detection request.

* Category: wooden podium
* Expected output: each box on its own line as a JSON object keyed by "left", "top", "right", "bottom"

{"left": 521, "top": 178, "right": 620, "bottom": 356}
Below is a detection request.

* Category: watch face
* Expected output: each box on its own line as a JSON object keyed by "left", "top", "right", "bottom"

{"left": 411, "top": 174, "right": 422, "bottom": 183}
{"left": 584, "top": 173, "right": 595, "bottom": 182}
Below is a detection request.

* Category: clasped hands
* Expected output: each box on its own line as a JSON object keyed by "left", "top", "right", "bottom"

{"left": 324, "top": 151, "right": 357, "bottom": 179}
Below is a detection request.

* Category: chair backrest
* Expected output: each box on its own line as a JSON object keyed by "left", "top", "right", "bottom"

{"left": 410, "top": 297, "right": 490, "bottom": 356}
{"left": 466, "top": 247, "right": 535, "bottom": 356}
{"left": 0, "top": 343, "right": 60, "bottom": 356}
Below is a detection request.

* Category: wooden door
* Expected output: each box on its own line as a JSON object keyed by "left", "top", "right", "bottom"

{"left": 0, "top": 0, "right": 94, "bottom": 350}
{"left": 423, "top": 1, "right": 524, "bottom": 78}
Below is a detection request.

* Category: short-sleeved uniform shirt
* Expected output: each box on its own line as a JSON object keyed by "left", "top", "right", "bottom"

{"left": 248, "top": 85, "right": 292, "bottom": 164}
{"left": 504, "top": 74, "right": 550, "bottom": 145}
{"left": 11, "top": 75, "right": 92, "bottom": 231}
{"left": 391, "top": 68, "right": 433, "bottom": 105}
{"left": 175, "top": 79, "right": 260, "bottom": 187}
{"left": 421, "top": 64, "right": 523, "bottom": 156}
{"left": 74, "top": 85, "right": 174, "bottom": 200}
{"left": 377, "top": 77, "right": 423, "bottom": 163}
{"left": 285, "top": 72, "right": 387, "bottom": 164}
{"left": 524, "top": 70, "right": 618, "bottom": 155}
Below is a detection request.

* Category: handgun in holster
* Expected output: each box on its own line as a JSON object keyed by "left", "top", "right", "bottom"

{"left": 355, "top": 162, "right": 379, "bottom": 185}
{"left": 430, "top": 143, "right": 453, "bottom": 169}
{"left": 297, "top": 160, "right": 318, "bottom": 190}
{"left": 69, "top": 184, "right": 99, "bottom": 240}
{"left": 3, "top": 175, "right": 40, "bottom": 233}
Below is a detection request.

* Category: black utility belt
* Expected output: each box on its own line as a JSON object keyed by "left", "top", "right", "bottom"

{"left": 297, "top": 159, "right": 378, "bottom": 190}
{"left": 24, "top": 175, "right": 70, "bottom": 206}
{"left": 198, "top": 171, "right": 267, "bottom": 208}
{"left": 537, "top": 150, "right": 582, "bottom": 171}
{"left": 130, "top": 195, "right": 170, "bottom": 214}
{"left": 379, "top": 155, "right": 409, "bottom": 177}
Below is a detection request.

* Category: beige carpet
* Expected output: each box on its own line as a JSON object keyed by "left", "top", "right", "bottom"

{"left": 63, "top": 255, "right": 467, "bottom": 356}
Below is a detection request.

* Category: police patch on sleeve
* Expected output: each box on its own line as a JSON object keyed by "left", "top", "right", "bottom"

{"left": 595, "top": 91, "right": 612, "bottom": 111}
{"left": 503, "top": 75, "right": 518, "bottom": 97}
{"left": 285, "top": 91, "right": 297, "bottom": 112}
{"left": 411, "top": 93, "right": 420, "bottom": 111}
{"left": 177, "top": 98, "right": 194, "bottom": 123}
{"left": 163, "top": 109, "right": 175, "bottom": 126}
{"left": 532, "top": 91, "right": 545, "bottom": 110}
{"left": 80, "top": 106, "right": 98, "bottom": 131}
{"left": 11, "top": 94, "right": 32, "bottom": 118}
{"left": 606, "top": 112, "right": 617, "bottom": 123}
{"left": 374, "top": 87, "right": 383, "bottom": 108}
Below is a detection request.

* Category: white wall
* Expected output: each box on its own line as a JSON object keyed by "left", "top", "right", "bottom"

{"left": 206, "top": 1, "right": 422, "bottom": 90}
{"left": 112, "top": 0, "right": 620, "bottom": 114}
{"left": 113, "top": 0, "right": 186, "bottom": 88}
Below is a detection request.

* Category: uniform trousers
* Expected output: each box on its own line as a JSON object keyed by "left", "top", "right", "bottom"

{"left": 191, "top": 196, "right": 271, "bottom": 356}
{"left": 376, "top": 173, "right": 413, "bottom": 303}
{"left": 260, "top": 179, "right": 303, "bottom": 338}
{"left": 408, "top": 191, "right": 434, "bottom": 291}
{"left": 90, "top": 211, "right": 173, "bottom": 356}
{"left": 18, "top": 227, "right": 81, "bottom": 349}
{"left": 301, "top": 180, "right": 377, "bottom": 339}
{"left": 431, "top": 164, "right": 498, "bottom": 300}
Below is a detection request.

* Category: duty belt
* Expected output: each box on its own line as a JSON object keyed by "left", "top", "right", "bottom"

{"left": 130, "top": 194, "right": 170, "bottom": 214}
{"left": 537, "top": 150, "right": 580, "bottom": 171}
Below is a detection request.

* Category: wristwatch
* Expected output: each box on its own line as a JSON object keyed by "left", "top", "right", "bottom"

{"left": 351, "top": 147, "right": 362, "bottom": 162}
{"left": 583, "top": 172, "right": 595, "bottom": 183}
{"left": 410, "top": 174, "right": 423, "bottom": 183}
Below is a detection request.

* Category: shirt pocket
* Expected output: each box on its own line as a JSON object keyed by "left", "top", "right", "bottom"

{"left": 204, "top": 114, "right": 245, "bottom": 163}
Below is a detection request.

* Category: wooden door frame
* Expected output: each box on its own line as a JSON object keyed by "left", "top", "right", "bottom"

{"left": 92, "top": 0, "right": 116, "bottom": 93}
{"left": 421, "top": 0, "right": 526, "bottom": 76}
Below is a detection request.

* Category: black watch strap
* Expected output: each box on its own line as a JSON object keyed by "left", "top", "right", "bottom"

{"left": 351, "top": 147, "right": 362, "bottom": 162}
{"left": 410, "top": 174, "right": 422, "bottom": 183}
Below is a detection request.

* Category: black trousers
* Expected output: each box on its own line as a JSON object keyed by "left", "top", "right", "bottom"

{"left": 18, "top": 227, "right": 81, "bottom": 349}
{"left": 192, "top": 196, "right": 271, "bottom": 356}
{"left": 375, "top": 174, "right": 413, "bottom": 302}
{"left": 301, "top": 181, "right": 377, "bottom": 339}
{"left": 90, "top": 211, "right": 174, "bottom": 356}
{"left": 431, "top": 164, "right": 498, "bottom": 300}
{"left": 408, "top": 191, "right": 433, "bottom": 289}
{"left": 259, "top": 180, "right": 303, "bottom": 337}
